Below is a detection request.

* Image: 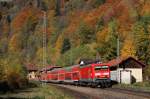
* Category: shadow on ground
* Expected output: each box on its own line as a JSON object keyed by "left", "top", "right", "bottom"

{"left": 0, "top": 81, "right": 38, "bottom": 93}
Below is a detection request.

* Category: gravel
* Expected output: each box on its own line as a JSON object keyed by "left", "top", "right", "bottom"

{"left": 53, "top": 84, "right": 150, "bottom": 99}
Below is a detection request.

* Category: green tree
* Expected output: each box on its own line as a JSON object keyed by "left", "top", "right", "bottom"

{"left": 0, "top": 52, "right": 27, "bottom": 89}
{"left": 61, "top": 38, "right": 71, "bottom": 54}
{"left": 91, "top": 0, "right": 106, "bottom": 8}
{"left": 133, "top": 16, "right": 150, "bottom": 65}
{"left": 96, "top": 34, "right": 117, "bottom": 61}
{"left": 96, "top": 19, "right": 118, "bottom": 61}
{"left": 65, "top": 0, "right": 85, "bottom": 13}
{"left": 57, "top": 45, "right": 96, "bottom": 66}
{"left": 55, "top": 0, "right": 61, "bottom": 16}
{"left": 77, "top": 22, "right": 95, "bottom": 44}
{"left": 96, "top": 18, "right": 104, "bottom": 32}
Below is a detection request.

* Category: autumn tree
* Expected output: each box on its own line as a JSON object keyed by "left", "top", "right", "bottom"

{"left": 96, "top": 19, "right": 118, "bottom": 60}
{"left": 65, "top": 0, "right": 85, "bottom": 13}
{"left": 55, "top": 0, "right": 61, "bottom": 16}
{"left": 90, "top": 0, "right": 106, "bottom": 8}
{"left": 121, "top": 36, "right": 136, "bottom": 58}
{"left": 133, "top": 15, "right": 150, "bottom": 65}
{"left": 9, "top": 33, "right": 21, "bottom": 52}
{"left": 96, "top": 18, "right": 104, "bottom": 32}
{"left": 0, "top": 59, "right": 6, "bottom": 82}
{"left": 77, "top": 22, "right": 95, "bottom": 44}
{"left": 0, "top": 38, "right": 8, "bottom": 55}
{"left": 0, "top": 52, "right": 27, "bottom": 90}
{"left": 96, "top": 31, "right": 118, "bottom": 61}
{"left": 57, "top": 45, "right": 95, "bottom": 66}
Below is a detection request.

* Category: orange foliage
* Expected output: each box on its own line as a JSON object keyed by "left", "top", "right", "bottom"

{"left": 63, "top": 0, "right": 141, "bottom": 49}
{"left": 2, "top": 21, "right": 9, "bottom": 36}
{"left": 54, "top": 34, "right": 64, "bottom": 61}
{"left": 121, "top": 37, "right": 136, "bottom": 58}
{"left": 9, "top": 33, "right": 21, "bottom": 52}
{"left": 141, "top": 1, "right": 150, "bottom": 15}
{"left": 118, "top": 23, "right": 133, "bottom": 40}
{"left": 106, "top": 0, "right": 119, "bottom": 4}
{"left": 11, "top": 7, "right": 40, "bottom": 33}
{"left": 47, "top": 27, "right": 54, "bottom": 38}
{"left": 65, "top": 11, "right": 85, "bottom": 35}
{"left": 96, "top": 27, "right": 109, "bottom": 44}
{"left": 83, "top": 7, "right": 103, "bottom": 27}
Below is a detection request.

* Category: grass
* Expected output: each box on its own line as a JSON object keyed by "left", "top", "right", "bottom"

{"left": 113, "top": 81, "right": 150, "bottom": 92}
{"left": 0, "top": 82, "right": 73, "bottom": 99}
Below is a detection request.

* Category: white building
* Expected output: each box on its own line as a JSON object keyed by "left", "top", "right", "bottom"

{"left": 25, "top": 64, "right": 38, "bottom": 80}
{"left": 108, "top": 57, "right": 145, "bottom": 84}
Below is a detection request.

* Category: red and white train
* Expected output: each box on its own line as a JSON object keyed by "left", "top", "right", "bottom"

{"left": 40, "top": 61, "right": 112, "bottom": 88}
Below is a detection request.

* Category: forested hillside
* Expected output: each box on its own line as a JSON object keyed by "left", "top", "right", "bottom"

{"left": 0, "top": 0, "right": 150, "bottom": 88}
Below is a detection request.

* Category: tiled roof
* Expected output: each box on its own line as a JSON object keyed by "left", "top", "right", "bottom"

{"left": 40, "top": 65, "right": 62, "bottom": 71}
{"left": 107, "top": 57, "right": 123, "bottom": 66}
{"left": 107, "top": 57, "right": 146, "bottom": 68}
{"left": 25, "top": 64, "right": 38, "bottom": 71}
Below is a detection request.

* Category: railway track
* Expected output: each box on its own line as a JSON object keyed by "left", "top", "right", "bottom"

{"left": 105, "top": 87, "right": 150, "bottom": 98}
{"left": 50, "top": 83, "right": 150, "bottom": 99}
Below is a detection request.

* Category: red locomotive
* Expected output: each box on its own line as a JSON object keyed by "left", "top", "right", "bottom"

{"left": 40, "top": 60, "right": 111, "bottom": 88}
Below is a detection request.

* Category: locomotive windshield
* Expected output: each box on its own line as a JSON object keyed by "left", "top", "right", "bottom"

{"left": 95, "top": 66, "right": 108, "bottom": 71}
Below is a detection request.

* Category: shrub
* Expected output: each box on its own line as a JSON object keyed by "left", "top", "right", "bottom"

{"left": 0, "top": 53, "right": 28, "bottom": 91}
{"left": 133, "top": 82, "right": 150, "bottom": 87}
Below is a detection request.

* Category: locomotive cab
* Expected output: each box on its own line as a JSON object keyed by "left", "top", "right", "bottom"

{"left": 92, "top": 64, "right": 111, "bottom": 88}
{"left": 94, "top": 65, "right": 110, "bottom": 79}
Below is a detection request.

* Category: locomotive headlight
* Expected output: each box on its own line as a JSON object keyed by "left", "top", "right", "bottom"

{"left": 95, "top": 73, "right": 102, "bottom": 76}
{"left": 103, "top": 72, "right": 109, "bottom": 75}
{"left": 95, "top": 73, "right": 109, "bottom": 76}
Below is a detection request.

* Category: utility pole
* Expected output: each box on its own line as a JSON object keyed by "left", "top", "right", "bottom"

{"left": 43, "top": 11, "right": 47, "bottom": 68}
{"left": 41, "top": 11, "right": 47, "bottom": 85}
{"left": 117, "top": 37, "right": 120, "bottom": 58}
{"left": 117, "top": 35, "right": 121, "bottom": 83}
{"left": 70, "top": 48, "right": 72, "bottom": 65}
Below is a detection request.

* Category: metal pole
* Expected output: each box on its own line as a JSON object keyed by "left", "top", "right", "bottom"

{"left": 117, "top": 35, "right": 120, "bottom": 83}
{"left": 70, "top": 48, "right": 72, "bottom": 65}
{"left": 117, "top": 37, "right": 120, "bottom": 58}
{"left": 43, "top": 11, "right": 47, "bottom": 67}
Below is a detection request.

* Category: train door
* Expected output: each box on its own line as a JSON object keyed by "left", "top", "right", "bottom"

{"left": 58, "top": 69, "right": 65, "bottom": 82}
{"left": 80, "top": 65, "right": 93, "bottom": 82}
{"left": 72, "top": 66, "right": 80, "bottom": 81}
{"left": 64, "top": 67, "right": 72, "bottom": 81}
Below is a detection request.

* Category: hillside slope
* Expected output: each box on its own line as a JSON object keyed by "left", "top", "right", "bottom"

{"left": 0, "top": 0, "right": 150, "bottom": 76}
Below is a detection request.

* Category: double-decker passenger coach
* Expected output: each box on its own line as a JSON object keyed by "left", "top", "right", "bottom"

{"left": 40, "top": 60, "right": 111, "bottom": 88}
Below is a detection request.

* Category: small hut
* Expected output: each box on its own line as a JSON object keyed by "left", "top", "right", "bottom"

{"left": 25, "top": 64, "right": 38, "bottom": 80}
{"left": 108, "top": 57, "right": 145, "bottom": 84}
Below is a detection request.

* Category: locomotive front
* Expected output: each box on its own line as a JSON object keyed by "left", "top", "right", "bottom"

{"left": 92, "top": 64, "right": 111, "bottom": 88}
